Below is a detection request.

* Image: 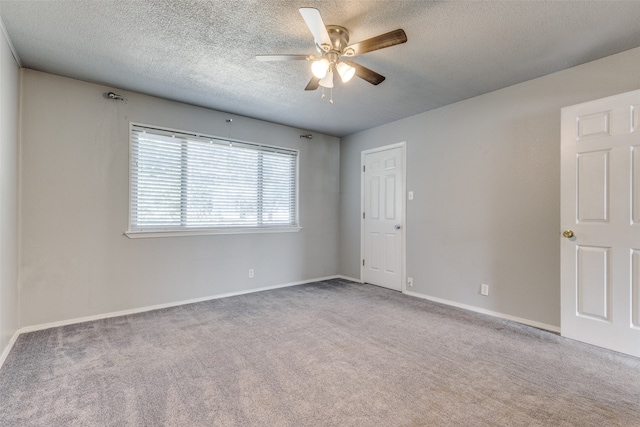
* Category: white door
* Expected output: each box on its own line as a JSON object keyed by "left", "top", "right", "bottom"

{"left": 361, "top": 144, "right": 405, "bottom": 291}
{"left": 561, "top": 89, "right": 640, "bottom": 357}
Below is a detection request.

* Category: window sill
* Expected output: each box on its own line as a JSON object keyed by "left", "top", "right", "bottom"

{"left": 125, "top": 226, "right": 302, "bottom": 239}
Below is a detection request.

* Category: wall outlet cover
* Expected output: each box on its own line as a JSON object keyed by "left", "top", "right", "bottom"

{"left": 481, "top": 284, "right": 489, "bottom": 296}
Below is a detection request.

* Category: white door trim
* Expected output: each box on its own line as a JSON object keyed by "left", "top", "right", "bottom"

{"left": 360, "top": 142, "right": 407, "bottom": 292}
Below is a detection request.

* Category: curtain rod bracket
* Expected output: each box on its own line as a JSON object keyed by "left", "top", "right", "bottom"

{"left": 106, "top": 92, "right": 126, "bottom": 102}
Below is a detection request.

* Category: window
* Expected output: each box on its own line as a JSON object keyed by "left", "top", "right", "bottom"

{"left": 128, "top": 124, "right": 299, "bottom": 236}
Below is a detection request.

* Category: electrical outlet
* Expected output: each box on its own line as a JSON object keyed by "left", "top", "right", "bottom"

{"left": 481, "top": 284, "right": 489, "bottom": 296}
{"left": 407, "top": 277, "right": 413, "bottom": 287}
{"left": 249, "top": 269, "right": 254, "bottom": 278}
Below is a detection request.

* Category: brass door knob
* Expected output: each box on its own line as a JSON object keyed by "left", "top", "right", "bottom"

{"left": 563, "top": 230, "right": 574, "bottom": 238}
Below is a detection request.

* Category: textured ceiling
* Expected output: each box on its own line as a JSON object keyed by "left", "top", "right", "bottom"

{"left": 2, "top": 1, "right": 640, "bottom": 137}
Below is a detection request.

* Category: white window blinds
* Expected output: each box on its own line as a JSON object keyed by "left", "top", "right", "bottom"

{"left": 130, "top": 124, "right": 298, "bottom": 232}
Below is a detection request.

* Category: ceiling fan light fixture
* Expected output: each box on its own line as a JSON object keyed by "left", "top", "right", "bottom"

{"left": 257, "top": 8, "right": 407, "bottom": 96}
{"left": 336, "top": 62, "right": 355, "bottom": 83}
{"left": 319, "top": 70, "right": 334, "bottom": 88}
{"left": 311, "top": 58, "right": 330, "bottom": 78}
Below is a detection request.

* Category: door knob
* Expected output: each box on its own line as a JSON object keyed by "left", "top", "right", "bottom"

{"left": 394, "top": 224, "right": 401, "bottom": 230}
{"left": 562, "top": 230, "right": 574, "bottom": 238}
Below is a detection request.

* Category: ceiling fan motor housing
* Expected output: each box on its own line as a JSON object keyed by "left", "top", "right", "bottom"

{"left": 323, "top": 25, "right": 354, "bottom": 57}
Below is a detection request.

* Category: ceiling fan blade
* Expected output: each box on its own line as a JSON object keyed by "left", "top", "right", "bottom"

{"left": 305, "top": 76, "right": 320, "bottom": 91}
{"left": 256, "top": 54, "right": 311, "bottom": 61}
{"left": 343, "top": 61, "right": 386, "bottom": 85}
{"left": 345, "top": 29, "right": 407, "bottom": 57}
{"left": 299, "top": 7, "right": 331, "bottom": 49}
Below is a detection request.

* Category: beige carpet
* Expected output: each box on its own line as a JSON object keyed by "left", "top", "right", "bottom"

{"left": 1, "top": 279, "right": 639, "bottom": 426}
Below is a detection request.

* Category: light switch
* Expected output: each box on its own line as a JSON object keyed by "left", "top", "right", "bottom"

{"left": 408, "top": 191, "right": 414, "bottom": 200}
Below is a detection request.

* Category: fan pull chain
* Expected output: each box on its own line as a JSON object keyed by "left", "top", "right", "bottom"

{"left": 319, "top": 86, "right": 333, "bottom": 104}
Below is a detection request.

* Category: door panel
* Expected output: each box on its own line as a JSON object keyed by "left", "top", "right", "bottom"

{"left": 385, "top": 175, "right": 396, "bottom": 219}
{"left": 632, "top": 147, "right": 640, "bottom": 223}
{"left": 369, "top": 177, "right": 380, "bottom": 219}
{"left": 632, "top": 249, "right": 640, "bottom": 328}
{"left": 362, "top": 145, "right": 404, "bottom": 291}
{"left": 576, "top": 111, "right": 610, "bottom": 140}
{"left": 370, "top": 233, "right": 380, "bottom": 270}
{"left": 561, "top": 89, "right": 640, "bottom": 357}
{"left": 576, "top": 245, "right": 610, "bottom": 320}
{"left": 384, "top": 233, "right": 397, "bottom": 273}
{"left": 576, "top": 151, "right": 609, "bottom": 223}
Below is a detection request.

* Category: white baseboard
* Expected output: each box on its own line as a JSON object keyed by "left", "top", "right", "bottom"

{"left": 403, "top": 290, "right": 560, "bottom": 333}
{"left": 19, "top": 275, "right": 344, "bottom": 334}
{"left": 335, "top": 275, "right": 362, "bottom": 283}
{"left": 0, "top": 329, "right": 20, "bottom": 370}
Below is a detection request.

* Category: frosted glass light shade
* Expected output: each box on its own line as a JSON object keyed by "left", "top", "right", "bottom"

{"left": 319, "top": 71, "right": 334, "bottom": 88}
{"left": 336, "top": 62, "right": 355, "bottom": 83}
{"left": 311, "top": 59, "right": 330, "bottom": 79}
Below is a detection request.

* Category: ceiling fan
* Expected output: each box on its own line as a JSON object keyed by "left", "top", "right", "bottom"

{"left": 256, "top": 8, "right": 407, "bottom": 101}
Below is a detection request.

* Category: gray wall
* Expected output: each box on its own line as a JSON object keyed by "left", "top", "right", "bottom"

{"left": 0, "top": 28, "right": 19, "bottom": 357}
{"left": 340, "top": 47, "right": 640, "bottom": 328}
{"left": 19, "top": 70, "right": 340, "bottom": 327}
{"left": 13, "top": 44, "right": 640, "bottom": 333}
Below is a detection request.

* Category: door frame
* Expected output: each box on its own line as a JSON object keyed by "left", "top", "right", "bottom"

{"left": 360, "top": 142, "right": 407, "bottom": 292}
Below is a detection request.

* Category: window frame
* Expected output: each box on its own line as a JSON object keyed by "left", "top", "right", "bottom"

{"left": 125, "top": 123, "right": 301, "bottom": 238}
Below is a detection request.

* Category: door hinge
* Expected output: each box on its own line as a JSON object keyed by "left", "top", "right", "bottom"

{"left": 363, "top": 212, "right": 365, "bottom": 219}
{"left": 362, "top": 259, "right": 365, "bottom": 266}
{"left": 363, "top": 165, "right": 365, "bottom": 172}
